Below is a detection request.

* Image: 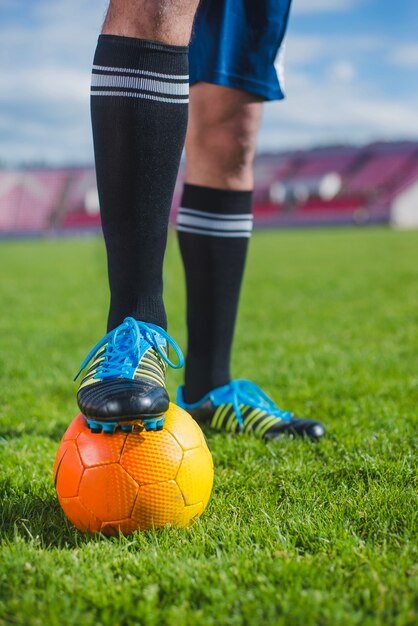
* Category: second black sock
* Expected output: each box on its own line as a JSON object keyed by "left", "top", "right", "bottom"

{"left": 177, "top": 184, "right": 253, "bottom": 403}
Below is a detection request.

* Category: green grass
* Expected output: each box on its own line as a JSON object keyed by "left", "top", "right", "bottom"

{"left": 0, "top": 227, "right": 417, "bottom": 626}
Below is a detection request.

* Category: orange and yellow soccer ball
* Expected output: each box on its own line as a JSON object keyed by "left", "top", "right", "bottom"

{"left": 54, "top": 403, "right": 213, "bottom": 535}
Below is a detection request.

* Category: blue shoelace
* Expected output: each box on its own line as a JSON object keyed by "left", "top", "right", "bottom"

{"left": 226, "top": 380, "right": 292, "bottom": 428}
{"left": 75, "top": 317, "right": 184, "bottom": 381}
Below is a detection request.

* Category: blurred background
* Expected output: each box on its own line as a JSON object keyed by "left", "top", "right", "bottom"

{"left": 1, "top": 0, "right": 418, "bottom": 235}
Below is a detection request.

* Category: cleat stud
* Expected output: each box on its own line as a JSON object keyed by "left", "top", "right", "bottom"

{"left": 102, "top": 422, "right": 117, "bottom": 434}
{"left": 87, "top": 420, "right": 103, "bottom": 434}
{"left": 142, "top": 416, "right": 165, "bottom": 432}
{"left": 121, "top": 424, "right": 134, "bottom": 433}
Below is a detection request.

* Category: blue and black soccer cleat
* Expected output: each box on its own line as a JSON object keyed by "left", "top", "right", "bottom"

{"left": 75, "top": 317, "right": 184, "bottom": 433}
{"left": 176, "top": 380, "right": 325, "bottom": 440}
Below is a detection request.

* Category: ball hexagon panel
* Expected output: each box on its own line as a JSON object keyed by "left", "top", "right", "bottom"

{"left": 59, "top": 496, "right": 101, "bottom": 533}
{"left": 54, "top": 440, "right": 84, "bottom": 498}
{"left": 176, "top": 446, "right": 214, "bottom": 507}
{"left": 121, "top": 429, "right": 183, "bottom": 485}
{"left": 132, "top": 480, "right": 185, "bottom": 530}
{"left": 77, "top": 429, "right": 126, "bottom": 467}
{"left": 62, "top": 413, "right": 86, "bottom": 442}
{"left": 79, "top": 463, "right": 138, "bottom": 522}
{"left": 163, "top": 403, "right": 203, "bottom": 450}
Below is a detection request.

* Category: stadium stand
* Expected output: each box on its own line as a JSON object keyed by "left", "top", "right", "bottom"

{"left": 1, "top": 141, "right": 417, "bottom": 236}
{"left": 59, "top": 169, "right": 99, "bottom": 229}
{"left": 0, "top": 169, "right": 69, "bottom": 233}
{"left": 259, "top": 141, "right": 418, "bottom": 227}
{"left": 344, "top": 142, "right": 418, "bottom": 196}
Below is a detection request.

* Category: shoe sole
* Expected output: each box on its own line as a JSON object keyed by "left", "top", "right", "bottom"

{"left": 86, "top": 415, "right": 165, "bottom": 434}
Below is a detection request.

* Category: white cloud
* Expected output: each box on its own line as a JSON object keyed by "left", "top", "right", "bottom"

{"left": 328, "top": 61, "right": 356, "bottom": 82}
{"left": 258, "top": 68, "right": 418, "bottom": 151}
{"left": 269, "top": 32, "right": 418, "bottom": 150}
{"left": 285, "top": 33, "right": 387, "bottom": 68}
{"left": 0, "top": 110, "right": 94, "bottom": 165}
{"left": 0, "top": 0, "right": 104, "bottom": 164}
{"left": 390, "top": 44, "right": 418, "bottom": 67}
{"left": 284, "top": 35, "right": 327, "bottom": 65}
{"left": 0, "top": 0, "right": 416, "bottom": 164}
{"left": 0, "top": 67, "right": 90, "bottom": 103}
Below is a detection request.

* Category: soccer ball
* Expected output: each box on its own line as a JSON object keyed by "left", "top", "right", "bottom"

{"left": 54, "top": 403, "right": 213, "bottom": 535}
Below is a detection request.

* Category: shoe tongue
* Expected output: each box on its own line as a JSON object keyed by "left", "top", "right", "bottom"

{"left": 114, "top": 331, "right": 135, "bottom": 353}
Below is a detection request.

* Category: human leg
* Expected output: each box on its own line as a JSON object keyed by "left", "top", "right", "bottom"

{"left": 76, "top": 0, "right": 199, "bottom": 431}
{"left": 178, "top": 84, "right": 262, "bottom": 402}
{"left": 176, "top": 81, "right": 325, "bottom": 440}
{"left": 175, "top": 0, "right": 324, "bottom": 440}
{"left": 95, "top": 0, "right": 198, "bottom": 331}
{"left": 102, "top": 0, "right": 198, "bottom": 44}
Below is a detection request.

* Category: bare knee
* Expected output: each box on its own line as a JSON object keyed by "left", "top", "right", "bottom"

{"left": 103, "top": 0, "right": 199, "bottom": 45}
{"left": 186, "top": 84, "right": 263, "bottom": 190}
{"left": 208, "top": 114, "right": 259, "bottom": 184}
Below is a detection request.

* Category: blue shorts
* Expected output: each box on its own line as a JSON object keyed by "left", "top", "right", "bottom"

{"left": 189, "top": 0, "right": 292, "bottom": 101}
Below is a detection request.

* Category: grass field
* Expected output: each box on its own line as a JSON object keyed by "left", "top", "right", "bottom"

{"left": 0, "top": 227, "right": 417, "bottom": 626}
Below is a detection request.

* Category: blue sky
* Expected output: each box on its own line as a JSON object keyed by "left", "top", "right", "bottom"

{"left": 1, "top": 0, "right": 417, "bottom": 165}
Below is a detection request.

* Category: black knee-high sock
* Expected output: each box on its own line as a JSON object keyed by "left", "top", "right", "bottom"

{"left": 91, "top": 35, "right": 189, "bottom": 331}
{"left": 177, "top": 184, "right": 253, "bottom": 403}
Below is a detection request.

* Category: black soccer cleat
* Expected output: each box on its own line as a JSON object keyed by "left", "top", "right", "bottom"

{"left": 176, "top": 380, "right": 325, "bottom": 440}
{"left": 75, "top": 317, "right": 183, "bottom": 433}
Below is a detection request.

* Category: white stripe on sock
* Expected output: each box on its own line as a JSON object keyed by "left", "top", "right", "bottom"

{"left": 93, "top": 65, "right": 189, "bottom": 81}
{"left": 177, "top": 214, "right": 253, "bottom": 232}
{"left": 90, "top": 90, "right": 189, "bottom": 104}
{"left": 91, "top": 73, "right": 189, "bottom": 96}
{"left": 178, "top": 206, "right": 253, "bottom": 221}
{"left": 177, "top": 225, "right": 252, "bottom": 238}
